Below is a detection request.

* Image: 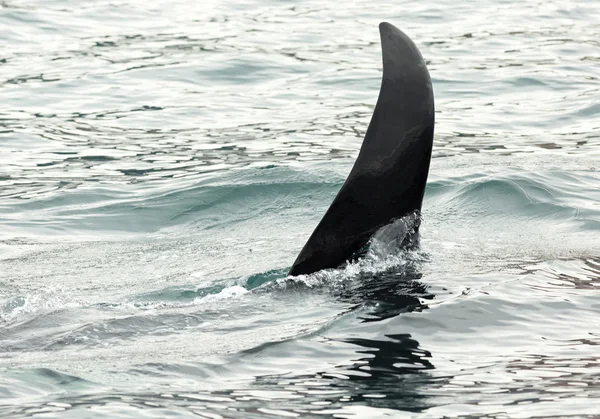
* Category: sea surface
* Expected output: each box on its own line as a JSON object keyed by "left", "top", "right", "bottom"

{"left": 1, "top": 0, "right": 599, "bottom": 417}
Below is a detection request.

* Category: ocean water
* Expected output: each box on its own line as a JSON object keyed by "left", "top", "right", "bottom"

{"left": 1, "top": 0, "right": 599, "bottom": 417}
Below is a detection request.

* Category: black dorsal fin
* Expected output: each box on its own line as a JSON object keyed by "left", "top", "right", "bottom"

{"left": 289, "top": 22, "right": 435, "bottom": 276}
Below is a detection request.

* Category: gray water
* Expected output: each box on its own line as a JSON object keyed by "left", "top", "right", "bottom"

{"left": 1, "top": 0, "right": 600, "bottom": 417}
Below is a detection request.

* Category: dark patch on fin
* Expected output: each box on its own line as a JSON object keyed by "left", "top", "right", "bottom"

{"left": 289, "top": 22, "right": 434, "bottom": 276}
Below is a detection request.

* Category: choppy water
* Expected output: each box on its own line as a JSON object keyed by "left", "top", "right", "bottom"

{"left": 1, "top": 0, "right": 599, "bottom": 417}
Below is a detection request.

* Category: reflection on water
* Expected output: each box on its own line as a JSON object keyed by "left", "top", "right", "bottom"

{"left": 343, "top": 265, "right": 432, "bottom": 323}
{"left": 251, "top": 335, "right": 435, "bottom": 416}
{"left": 241, "top": 253, "right": 437, "bottom": 415}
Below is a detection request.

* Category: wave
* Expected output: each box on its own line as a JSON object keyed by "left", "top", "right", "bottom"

{"left": 426, "top": 169, "right": 600, "bottom": 229}
{"left": 1, "top": 165, "right": 598, "bottom": 240}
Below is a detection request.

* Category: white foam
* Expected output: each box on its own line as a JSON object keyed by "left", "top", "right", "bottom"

{"left": 194, "top": 285, "right": 248, "bottom": 305}
{"left": 0, "top": 288, "right": 80, "bottom": 324}
{"left": 268, "top": 212, "right": 424, "bottom": 291}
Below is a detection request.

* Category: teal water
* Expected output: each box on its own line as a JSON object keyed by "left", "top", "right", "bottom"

{"left": 1, "top": 0, "right": 600, "bottom": 417}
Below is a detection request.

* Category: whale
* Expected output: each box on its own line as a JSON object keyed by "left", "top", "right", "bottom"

{"left": 289, "top": 22, "right": 435, "bottom": 276}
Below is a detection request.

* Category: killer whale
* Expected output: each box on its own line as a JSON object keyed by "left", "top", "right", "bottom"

{"left": 289, "top": 22, "right": 435, "bottom": 276}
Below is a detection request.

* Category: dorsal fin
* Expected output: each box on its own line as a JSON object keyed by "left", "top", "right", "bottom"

{"left": 289, "top": 22, "right": 435, "bottom": 276}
